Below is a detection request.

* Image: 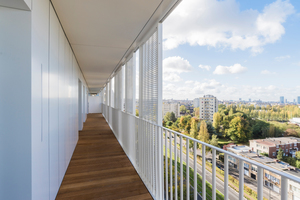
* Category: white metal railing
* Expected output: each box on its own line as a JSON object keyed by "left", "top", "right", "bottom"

{"left": 102, "top": 104, "right": 300, "bottom": 200}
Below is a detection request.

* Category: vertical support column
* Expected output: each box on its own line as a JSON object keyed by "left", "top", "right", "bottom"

{"left": 224, "top": 154, "right": 228, "bottom": 200}
{"left": 212, "top": 149, "right": 216, "bottom": 200}
{"left": 157, "top": 23, "right": 163, "bottom": 126}
{"left": 281, "top": 176, "right": 288, "bottom": 200}
{"left": 239, "top": 159, "right": 244, "bottom": 200}
{"left": 257, "top": 167, "right": 263, "bottom": 200}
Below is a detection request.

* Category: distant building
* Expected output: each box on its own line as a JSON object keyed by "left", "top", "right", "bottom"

{"left": 298, "top": 96, "right": 300, "bottom": 104}
{"left": 239, "top": 98, "right": 242, "bottom": 101}
{"left": 285, "top": 99, "right": 288, "bottom": 104}
{"left": 199, "top": 95, "right": 218, "bottom": 121}
{"left": 193, "top": 98, "right": 200, "bottom": 108}
{"left": 162, "top": 102, "right": 180, "bottom": 118}
{"left": 249, "top": 98, "right": 251, "bottom": 102}
{"left": 280, "top": 96, "right": 284, "bottom": 104}
{"left": 249, "top": 137, "right": 300, "bottom": 158}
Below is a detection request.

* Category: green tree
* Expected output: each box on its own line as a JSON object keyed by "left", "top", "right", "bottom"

{"left": 136, "top": 109, "right": 139, "bottom": 117}
{"left": 229, "top": 108, "right": 234, "bottom": 116}
{"left": 206, "top": 121, "right": 216, "bottom": 137}
{"left": 277, "top": 148, "right": 283, "bottom": 160}
{"left": 213, "top": 112, "right": 221, "bottom": 133}
{"left": 209, "top": 135, "right": 219, "bottom": 148}
{"left": 164, "top": 112, "right": 176, "bottom": 123}
{"left": 198, "top": 121, "right": 210, "bottom": 151}
{"left": 180, "top": 105, "right": 187, "bottom": 113}
{"left": 227, "top": 116, "right": 251, "bottom": 142}
{"left": 295, "top": 151, "right": 300, "bottom": 160}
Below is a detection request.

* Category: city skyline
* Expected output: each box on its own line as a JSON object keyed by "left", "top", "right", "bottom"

{"left": 162, "top": 0, "right": 300, "bottom": 101}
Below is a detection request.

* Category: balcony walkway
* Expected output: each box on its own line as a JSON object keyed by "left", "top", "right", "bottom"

{"left": 56, "top": 113, "right": 152, "bottom": 200}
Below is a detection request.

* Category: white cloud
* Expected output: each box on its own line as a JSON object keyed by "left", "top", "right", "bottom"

{"left": 261, "top": 70, "right": 276, "bottom": 75}
{"left": 163, "top": 56, "right": 193, "bottom": 82}
{"left": 199, "top": 64, "right": 211, "bottom": 71}
{"left": 164, "top": 0, "right": 295, "bottom": 53}
{"left": 275, "top": 55, "right": 290, "bottom": 61}
{"left": 213, "top": 63, "right": 247, "bottom": 75}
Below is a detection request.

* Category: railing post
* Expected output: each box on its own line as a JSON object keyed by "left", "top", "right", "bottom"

{"left": 174, "top": 133, "right": 178, "bottom": 200}
{"left": 257, "top": 166, "right": 263, "bottom": 200}
{"left": 239, "top": 159, "right": 244, "bottom": 200}
{"left": 224, "top": 154, "right": 228, "bottom": 200}
{"left": 194, "top": 141, "right": 197, "bottom": 200}
{"left": 281, "top": 176, "right": 288, "bottom": 200}
{"left": 212, "top": 149, "right": 216, "bottom": 200}
{"left": 186, "top": 138, "right": 190, "bottom": 200}
{"left": 180, "top": 136, "right": 183, "bottom": 200}
{"left": 165, "top": 130, "right": 168, "bottom": 200}
{"left": 202, "top": 144, "right": 206, "bottom": 200}
{"left": 169, "top": 131, "right": 173, "bottom": 200}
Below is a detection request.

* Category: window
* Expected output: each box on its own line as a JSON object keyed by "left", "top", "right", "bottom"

{"left": 244, "top": 163, "right": 249, "bottom": 169}
{"left": 276, "top": 145, "right": 279, "bottom": 148}
{"left": 273, "top": 152, "right": 276, "bottom": 156}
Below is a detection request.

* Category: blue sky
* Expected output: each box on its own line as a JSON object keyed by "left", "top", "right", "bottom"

{"left": 162, "top": 0, "right": 300, "bottom": 101}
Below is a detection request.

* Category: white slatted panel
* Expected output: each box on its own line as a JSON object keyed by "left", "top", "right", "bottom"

{"left": 111, "top": 77, "right": 115, "bottom": 108}
{"left": 115, "top": 68, "right": 123, "bottom": 110}
{"left": 140, "top": 29, "right": 159, "bottom": 123}
{"left": 125, "top": 56, "right": 134, "bottom": 114}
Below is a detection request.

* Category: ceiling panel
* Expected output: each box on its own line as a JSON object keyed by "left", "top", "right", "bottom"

{"left": 51, "top": 0, "right": 179, "bottom": 93}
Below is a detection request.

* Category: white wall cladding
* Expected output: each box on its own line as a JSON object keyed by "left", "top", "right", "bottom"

{"left": 0, "top": 6, "right": 32, "bottom": 200}
{"left": 0, "top": 1, "right": 87, "bottom": 199}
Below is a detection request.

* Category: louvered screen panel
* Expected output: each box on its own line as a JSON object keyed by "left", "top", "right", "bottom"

{"left": 104, "top": 87, "right": 107, "bottom": 105}
{"left": 140, "top": 30, "right": 158, "bottom": 123}
{"left": 115, "top": 68, "right": 123, "bottom": 110}
{"left": 125, "top": 57, "right": 134, "bottom": 114}
{"left": 111, "top": 77, "right": 115, "bottom": 108}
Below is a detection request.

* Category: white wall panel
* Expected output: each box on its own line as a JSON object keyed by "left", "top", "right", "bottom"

{"left": 0, "top": 6, "right": 32, "bottom": 200}
{"left": 88, "top": 96, "right": 102, "bottom": 113}
{"left": 58, "top": 24, "right": 66, "bottom": 185}
{"left": 31, "top": 0, "right": 50, "bottom": 199}
{"left": 49, "top": 5, "right": 60, "bottom": 199}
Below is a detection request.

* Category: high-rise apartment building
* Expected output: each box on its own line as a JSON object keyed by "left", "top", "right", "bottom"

{"left": 193, "top": 98, "right": 200, "bottom": 108}
{"left": 199, "top": 95, "right": 218, "bottom": 121}
{"left": 162, "top": 102, "right": 180, "bottom": 118}
{"left": 298, "top": 96, "right": 300, "bottom": 104}
{"left": 280, "top": 96, "right": 284, "bottom": 104}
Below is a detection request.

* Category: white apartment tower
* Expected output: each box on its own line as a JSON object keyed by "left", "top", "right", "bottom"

{"left": 199, "top": 95, "right": 218, "bottom": 121}
{"left": 162, "top": 102, "right": 180, "bottom": 118}
{"left": 193, "top": 98, "right": 200, "bottom": 108}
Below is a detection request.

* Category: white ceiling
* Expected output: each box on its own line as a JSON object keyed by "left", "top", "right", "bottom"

{"left": 51, "top": 0, "right": 179, "bottom": 93}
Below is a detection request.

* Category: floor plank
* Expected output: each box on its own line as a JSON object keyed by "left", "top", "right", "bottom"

{"left": 56, "top": 113, "right": 152, "bottom": 200}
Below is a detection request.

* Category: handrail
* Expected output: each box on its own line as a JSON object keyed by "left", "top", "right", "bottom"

{"left": 132, "top": 113, "right": 300, "bottom": 184}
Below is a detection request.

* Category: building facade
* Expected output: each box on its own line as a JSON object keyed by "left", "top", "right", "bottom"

{"left": 249, "top": 137, "right": 300, "bottom": 158}
{"left": 193, "top": 98, "right": 200, "bottom": 108}
{"left": 199, "top": 95, "right": 218, "bottom": 121}
{"left": 280, "top": 96, "right": 284, "bottom": 104}
{"left": 162, "top": 102, "right": 180, "bottom": 118}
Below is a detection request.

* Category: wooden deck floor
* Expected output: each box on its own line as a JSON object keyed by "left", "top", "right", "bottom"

{"left": 56, "top": 113, "right": 152, "bottom": 200}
